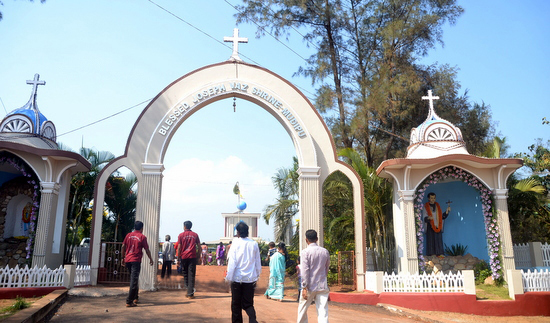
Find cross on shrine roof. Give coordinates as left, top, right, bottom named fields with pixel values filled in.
left=27, top=73, right=46, bottom=100
left=223, top=28, right=248, bottom=62
left=422, top=90, right=439, bottom=115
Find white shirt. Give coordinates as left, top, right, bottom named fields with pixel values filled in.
left=301, top=242, right=330, bottom=292
left=162, top=241, right=174, bottom=261
left=225, top=237, right=262, bottom=283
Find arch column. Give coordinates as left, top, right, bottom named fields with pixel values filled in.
left=32, top=182, right=60, bottom=268
left=298, top=167, right=321, bottom=251
left=494, top=189, right=515, bottom=279
left=398, top=190, right=419, bottom=274
left=138, top=163, right=164, bottom=290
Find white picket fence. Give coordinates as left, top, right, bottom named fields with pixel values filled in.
left=383, top=271, right=464, bottom=293
left=74, top=265, right=91, bottom=286
left=0, top=265, right=65, bottom=288
left=522, top=269, right=550, bottom=292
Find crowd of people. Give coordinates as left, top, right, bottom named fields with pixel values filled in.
left=121, top=220, right=330, bottom=323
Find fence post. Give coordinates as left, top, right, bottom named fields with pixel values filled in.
left=530, top=242, right=544, bottom=267
left=507, top=269, right=524, bottom=300
left=462, top=270, right=476, bottom=295
left=63, top=264, right=75, bottom=289
left=372, top=271, right=384, bottom=294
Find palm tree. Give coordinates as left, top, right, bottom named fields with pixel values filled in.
left=104, top=173, right=137, bottom=242
left=263, top=157, right=299, bottom=244
left=64, top=148, right=115, bottom=263
left=337, top=148, right=394, bottom=272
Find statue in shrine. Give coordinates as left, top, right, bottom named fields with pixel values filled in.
left=423, top=192, right=451, bottom=256
left=21, top=202, right=32, bottom=236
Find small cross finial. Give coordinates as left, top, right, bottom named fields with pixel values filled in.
left=422, top=90, right=439, bottom=114
left=26, top=73, right=46, bottom=99
left=223, top=28, right=248, bottom=61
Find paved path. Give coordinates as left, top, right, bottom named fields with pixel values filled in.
left=47, top=289, right=419, bottom=323
left=43, top=265, right=550, bottom=323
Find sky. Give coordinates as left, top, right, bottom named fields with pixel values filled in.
left=0, top=1, right=548, bottom=243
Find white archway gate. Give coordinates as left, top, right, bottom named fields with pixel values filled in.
left=90, top=61, right=366, bottom=291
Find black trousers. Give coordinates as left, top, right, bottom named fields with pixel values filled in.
left=161, top=259, right=172, bottom=278
left=181, top=258, right=197, bottom=296
left=231, top=281, right=257, bottom=323
left=125, top=262, right=141, bottom=304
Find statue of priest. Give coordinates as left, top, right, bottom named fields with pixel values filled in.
left=423, top=192, right=451, bottom=256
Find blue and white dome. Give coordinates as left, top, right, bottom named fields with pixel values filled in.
left=0, top=74, right=57, bottom=145
left=407, top=90, right=468, bottom=158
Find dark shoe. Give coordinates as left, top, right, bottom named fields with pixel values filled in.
left=186, top=295, right=195, bottom=299
left=126, top=303, right=137, bottom=307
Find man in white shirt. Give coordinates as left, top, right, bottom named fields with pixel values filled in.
left=297, top=229, right=330, bottom=323
left=225, top=222, right=262, bottom=323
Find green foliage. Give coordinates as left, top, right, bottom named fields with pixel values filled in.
left=474, top=260, right=491, bottom=284
left=505, top=139, right=550, bottom=244
left=444, top=243, right=468, bottom=256
left=1, top=296, right=31, bottom=315
left=263, top=157, right=299, bottom=244
left=327, top=254, right=339, bottom=286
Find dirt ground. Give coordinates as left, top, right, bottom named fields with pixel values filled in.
left=37, top=265, right=550, bottom=322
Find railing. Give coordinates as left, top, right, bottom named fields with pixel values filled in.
left=513, top=243, right=532, bottom=268
left=522, top=269, right=550, bottom=292
left=542, top=243, right=550, bottom=267
left=74, top=265, right=91, bottom=286
left=513, top=242, right=550, bottom=269
left=0, top=265, right=65, bottom=288
left=383, top=271, right=465, bottom=293
left=71, top=246, right=90, bottom=266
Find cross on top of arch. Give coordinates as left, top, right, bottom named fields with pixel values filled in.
left=223, top=28, right=248, bottom=62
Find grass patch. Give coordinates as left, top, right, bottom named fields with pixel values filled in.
left=475, top=283, right=511, bottom=300
left=0, top=296, right=32, bottom=320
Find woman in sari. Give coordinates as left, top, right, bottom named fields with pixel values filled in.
left=265, top=242, right=287, bottom=301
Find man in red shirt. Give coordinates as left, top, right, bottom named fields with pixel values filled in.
left=177, top=220, right=200, bottom=299
left=121, top=221, right=154, bottom=307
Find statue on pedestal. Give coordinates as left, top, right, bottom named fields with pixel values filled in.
left=423, top=192, right=451, bottom=256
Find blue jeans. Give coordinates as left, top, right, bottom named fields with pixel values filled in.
left=126, top=262, right=141, bottom=304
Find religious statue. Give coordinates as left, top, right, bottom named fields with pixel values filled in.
left=21, top=202, right=32, bottom=236
left=423, top=192, right=451, bottom=256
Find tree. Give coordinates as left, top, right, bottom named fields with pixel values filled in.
left=0, top=0, right=46, bottom=22
left=64, top=147, right=114, bottom=263
left=104, top=174, right=137, bottom=242
left=263, top=157, right=299, bottom=244
left=338, top=148, right=394, bottom=271
left=508, top=139, right=550, bottom=243
left=236, top=1, right=497, bottom=168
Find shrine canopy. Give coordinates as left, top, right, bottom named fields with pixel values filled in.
left=376, top=90, right=522, bottom=274
left=376, top=90, right=522, bottom=195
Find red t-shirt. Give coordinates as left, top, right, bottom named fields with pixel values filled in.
left=177, top=230, right=200, bottom=260
left=123, top=231, right=149, bottom=263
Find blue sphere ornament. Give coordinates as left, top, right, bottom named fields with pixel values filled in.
left=237, top=201, right=247, bottom=211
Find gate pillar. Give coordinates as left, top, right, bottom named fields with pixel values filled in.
left=298, top=167, right=321, bottom=251
left=138, top=163, right=164, bottom=290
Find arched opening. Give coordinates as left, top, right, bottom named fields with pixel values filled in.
left=0, top=152, right=40, bottom=268
left=156, top=98, right=295, bottom=290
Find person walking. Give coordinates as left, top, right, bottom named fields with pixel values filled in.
left=200, top=242, right=208, bottom=265
left=225, top=222, right=262, bottom=323
left=121, top=221, right=154, bottom=307
left=265, top=242, right=287, bottom=301
left=161, top=234, right=175, bottom=279
left=177, top=220, right=200, bottom=299
left=216, top=242, right=226, bottom=266
left=297, top=229, right=330, bottom=323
